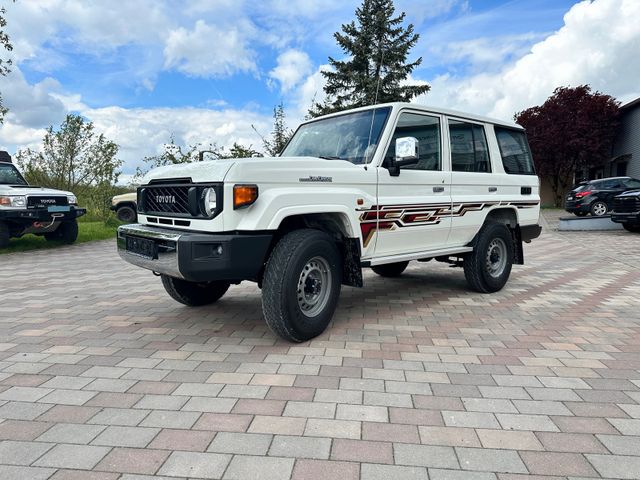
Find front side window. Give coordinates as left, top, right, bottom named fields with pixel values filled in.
left=384, top=112, right=441, bottom=171
left=282, top=107, right=390, bottom=165
left=449, top=120, right=491, bottom=173
left=0, top=163, right=27, bottom=185
left=495, top=127, right=536, bottom=175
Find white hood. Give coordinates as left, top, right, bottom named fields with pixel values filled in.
left=0, top=184, right=74, bottom=197
left=142, top=156, right=364, bottom=185
left=142, top=159, right=237, bottom=184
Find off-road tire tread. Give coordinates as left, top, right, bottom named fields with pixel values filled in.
left=117, top=205, right=137, bottom=223
left=464, top=222, right=513, bottom=294
left=45, top=220, right=79, bottom=244
left=262, top=229, right=340, bottom=343
left=0, top=222, right=9, bottom=248
left=371, top=261, right=409, bottom=277
left=161, top=275, right=230, bottom=306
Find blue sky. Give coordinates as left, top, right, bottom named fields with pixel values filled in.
left=1, top=0, right=638, bottom=178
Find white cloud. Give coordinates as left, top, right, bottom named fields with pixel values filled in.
left=0, top=98, right=272, bottom=175
left=269, top=49, right=313, bottom=93
left=163, top=20, right=257, bottom=78
left=0, top=69, right=68, bottom=129
left=428, top=32, right=547, bottom=73
left=419, top=0, right=640, bottom=120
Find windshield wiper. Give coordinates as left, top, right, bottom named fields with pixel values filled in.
left=319, top=155, right=345, bottom=160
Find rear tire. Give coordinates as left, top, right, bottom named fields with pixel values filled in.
left=116, top=205, right=137, bottom=223
left=45, top=219, right=78, bottom=244
left=0, top=222, right=10, bottom=248
left=262, top=229, right=342, bottom=342
left=161, top=275, right=230, bottom=306
left=623, top=223, right=640, bottom=233
left=590, top=201, right=608, bottom=217
left=464, top=222, right=514, bottom=293
left=371, top=261, right=409, bottom=277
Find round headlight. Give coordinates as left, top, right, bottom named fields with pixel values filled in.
left=67, top=195, right=77, bottom=205
left=202, top=187, right=217, bottom=216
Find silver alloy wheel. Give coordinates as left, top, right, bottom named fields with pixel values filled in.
left=297, top=256, right=332, bottom=317
left=592, top=202, right=607, bottom=216
left=485, top=238, right=507, bottom=278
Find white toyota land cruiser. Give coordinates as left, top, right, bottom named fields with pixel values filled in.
left=0, top=153, right=85, bottom=248
left=118, top=103, right=541, bottom=342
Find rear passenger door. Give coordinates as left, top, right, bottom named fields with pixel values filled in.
left=447, top=118, right=495, bottom=245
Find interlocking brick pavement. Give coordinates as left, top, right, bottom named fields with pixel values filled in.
left=0, top=213, right=639, bottom=479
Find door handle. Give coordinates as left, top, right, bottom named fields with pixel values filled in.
left=488, top=187, right=497, bottom=192
left=433, top=186, right=445, bottom=193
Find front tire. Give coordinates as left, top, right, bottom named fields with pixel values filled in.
left=371, top=261, right=409, bottom=277
left=161, top=275, right=230, bottom=306
left=464, top=222, right=514, bottom=293
left=262, top=229, right=342, bottom=342
left=0, top=222, right=10, bottom=248
left=116, top=205, right=137, bottom=223
left=623, top=223, right=640, bottom=233
left=590, top=201, right=608, bottom=217
left=45, top=219, right=79, bottom=244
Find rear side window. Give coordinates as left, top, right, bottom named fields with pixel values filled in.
left=448, top=120, right=491, bottom=173
left=625, top=178, right=640, bottom=189
left=495, top=127, right=536, bottom=175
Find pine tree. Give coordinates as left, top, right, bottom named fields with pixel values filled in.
left=310, top=0, right=429, bottom=117
left=263, top=103, right=293, bottom=156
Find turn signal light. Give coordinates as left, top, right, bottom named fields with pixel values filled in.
left=233, top=184, right=258, bottom=209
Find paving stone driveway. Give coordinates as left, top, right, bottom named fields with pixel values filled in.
left=0, top=215, right=639, bottom=479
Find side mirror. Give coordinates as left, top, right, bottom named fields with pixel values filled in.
left=388, top=137, right=419, bottom=176
left=395, top=137, right=419, bottom=164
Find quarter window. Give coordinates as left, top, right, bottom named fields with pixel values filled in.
left=384, top=113, right=441, bottom=171
left=495, top=127, right=536, bottom=175
left=448, top=120, right=491, bottom=173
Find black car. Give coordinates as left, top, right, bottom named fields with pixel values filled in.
left=564, top=176, right=640, bottom=217
left=611, top=190, right=640, bottom=232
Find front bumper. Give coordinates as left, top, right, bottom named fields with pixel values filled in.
left=610, top=212, right=640, bottom=225
left=117, top=224, right=273, bottom=283
left=0, top=206, right=86, bottom=222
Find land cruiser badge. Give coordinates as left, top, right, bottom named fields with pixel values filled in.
left=299, top=176, right=332, bottom=183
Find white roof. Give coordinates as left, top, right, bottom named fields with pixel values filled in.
left=308, top=102, right=522, bottom=129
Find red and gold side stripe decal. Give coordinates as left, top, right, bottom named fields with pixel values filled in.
left=359, top=200, right=539, bottom=247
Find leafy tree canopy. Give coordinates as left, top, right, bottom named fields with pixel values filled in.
left=15, top=114, right=122, bottom=195
left=0, top=4, right=14, bottom=123
left=515, top=85, right=620, bottom=205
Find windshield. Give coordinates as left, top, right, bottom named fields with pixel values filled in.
left=282, top=107, right=391, bottom=165
left=0, top=163, right=27, bottom=186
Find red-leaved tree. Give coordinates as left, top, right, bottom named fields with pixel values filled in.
left=515, top=85, right=620, bottom=206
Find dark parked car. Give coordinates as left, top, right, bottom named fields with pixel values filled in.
left=565, top=177, right=640, bottom=217
left=611, top=190, right=640, bottom=232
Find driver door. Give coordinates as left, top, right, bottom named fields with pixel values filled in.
left=373, top=111, right=452, bottom=257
